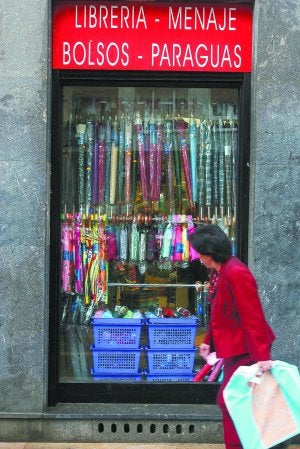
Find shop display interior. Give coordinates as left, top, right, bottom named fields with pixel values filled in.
left=59, top=85, right=238, bottom=383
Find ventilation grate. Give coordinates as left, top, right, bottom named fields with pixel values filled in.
left=94, top=419, right=222, bottom=443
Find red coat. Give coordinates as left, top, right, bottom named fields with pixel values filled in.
left=204, top=257, right=275, bottom=360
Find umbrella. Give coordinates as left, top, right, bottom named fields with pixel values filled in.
left=135, top=113, right=148, bottom=201
left=177, top=120, right=192, bottom=204
left=218, top=119, right=225, bottom=217
left=205, top=122, right=212, bottom=219
left=212, top=121, right=219, bottom=217
left=85, top=120, right=94, bottom=210
left=131, top=126, right=138, bottom=203
left=120, top=224, right=128, bottom=261
left=224, top=121, right=233, bottom=218
left=73, top=215, right=83, bottom=294
left=91, top=129, right=99, bottom=205
left=172, top=120, right=182, bottom=208
left=61, top=219, right=72, bottom=293
left=155, top=120, right=163, bottom=201
left=198, top=121, right=206, bottom=219
left=109, top=117, right=119, bottom=205
left=138, top=229, right=147, bottom=274
left=124, top=116, right=133, bottom=205
left=98, top=123, right=106, bottom=205
left=104, top=118, right=112, bottom=206
left=118, top=115, right=125, bottom=204
left=129, top=220, right=139, bottom=262
left=189, top=115, right=198, bottom=203
left=164, top=118, right=175, bottom=210
left=149, top=118, right=157, bottom=202
left=76, top=123, right=86, bottom=208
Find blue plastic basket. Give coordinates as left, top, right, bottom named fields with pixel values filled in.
left=91, top=346, right=142, bottom=374
left=146, top=347, right=196, bottom=374
left=91, top=369, right=144, bottom=382
left=92, top=318, right=143, bottom=349
left=146, top=373, right=195, bottom=382
left=147, top=319, right=197, bottom=349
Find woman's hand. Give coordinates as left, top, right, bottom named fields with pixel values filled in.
left=199, top=343, right=210, bottom=360
left=257, top=360, right=273, bottom=373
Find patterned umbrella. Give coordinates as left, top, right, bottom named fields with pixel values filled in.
left=218, top=119, right=225, bottom=217
left=198, top=121, right=206, bottom=219
left=76, top=123, right=86, bottom=208
left=85, top=120, right=94, bottom=209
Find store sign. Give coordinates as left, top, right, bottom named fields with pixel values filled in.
left=52, top=1, right=253, bottom=72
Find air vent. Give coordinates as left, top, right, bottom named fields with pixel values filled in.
left=94, top=419, right=223, bottom=443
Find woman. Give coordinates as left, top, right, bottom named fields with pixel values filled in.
left=189, top=224, right=275, bottom=449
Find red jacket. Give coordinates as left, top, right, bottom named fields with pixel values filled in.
left=204, top=257, right=275, bottom=360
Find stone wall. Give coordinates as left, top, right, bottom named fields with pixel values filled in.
left=0, top=0, right=50, bottom=413
left=249, top=0, right=300, bottom=367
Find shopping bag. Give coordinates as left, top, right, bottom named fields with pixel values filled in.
left=223, top=360, right=300, bottom=449
left=193, top=352, right=224, bottom=382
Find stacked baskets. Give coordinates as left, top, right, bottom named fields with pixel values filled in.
left=91, top=317, right=144, bottom=381
left=91, top=317, right=198, bottom=382
left=145, top=317, right=198, bottom=382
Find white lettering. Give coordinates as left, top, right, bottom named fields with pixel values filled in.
left=207, top=8, right=218, bottom=30
left=183, top=44, right=194, bottom=66
left=184, top=7, right=192, bottom=30
left=62, top=42, right=71, bottom=64
left=168, top=7, right=181, bottom=29
left=110, top=6, right=118, bottom=28
left=96, top=42, right=105, bottom=65
left=121, top=43, right=130, bottom=66
left=75, top=5, right=81, bottom=28
left=173, top=44, right=182, bottom=66
left=136, top=6, right=147, bottom=29
left=168, top=6, right=237, bottom=31
left=88, top=41, right=95, bottom=65
left=151, top=43, right=160, bottom=65
left=73, top=42, right=86, bottom=65
left=150, top=43, right=241, bottom=69
left=99, top=6, right=109, bottom=28
left=221, top=45, right=231, bottom=67
left=195, top=44, right=208, bottom=67
left=234, top=45, right=242, bottom=68
left=229, top=8, right=237, bottom=30
left=121, top=6, right=130, bottom=28
left=160, top=44, right=171, bottom=67
left=74, top=4, right=147, bottom=29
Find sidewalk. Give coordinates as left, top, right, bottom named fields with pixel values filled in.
left=0, top=444, right=299, bottom=449
left=0, top=445, right=226, bottom=449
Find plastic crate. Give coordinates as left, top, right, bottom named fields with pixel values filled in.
left=146, top=348, right=196, bottom=374
left=91, top=369, right=144, bottom=382
left=147, top=319, right=197, bottom=349
left=92, top=318, right=143, bottom=349
left=91, top=346, right=142, bottom=374
left=146, top=373, right=195, bottom=382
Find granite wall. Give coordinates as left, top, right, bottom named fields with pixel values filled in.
left=0, top=0, right=50, bottom=413
left=0, top=0, right=299, bottom=428
left=249, top=0, right=300, bottom=367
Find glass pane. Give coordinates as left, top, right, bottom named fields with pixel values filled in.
left=59, top=85, right=238, bottom=382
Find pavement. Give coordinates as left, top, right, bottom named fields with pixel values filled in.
left=0, top=445, right=226, bottom=449
left=0, top=445, right=299, bottom=449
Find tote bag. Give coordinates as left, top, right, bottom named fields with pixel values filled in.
left=223, top=361, right=300, bottom=449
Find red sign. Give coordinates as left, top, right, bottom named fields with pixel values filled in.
left=52, top=1, right=253, bottom=72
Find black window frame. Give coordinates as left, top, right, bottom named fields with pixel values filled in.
left=48, top=70, right=250, bottom=405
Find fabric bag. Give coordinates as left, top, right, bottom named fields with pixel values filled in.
left=223, top=360, right=300, bottom=449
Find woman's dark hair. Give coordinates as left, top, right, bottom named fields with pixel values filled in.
left=189, top=224, right=232, bottom=263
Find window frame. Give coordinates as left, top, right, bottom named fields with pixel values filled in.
left=48, top=70, right=250, bottom=405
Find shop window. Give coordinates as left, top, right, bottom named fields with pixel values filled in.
left=57, top=83, right=240, bottom=385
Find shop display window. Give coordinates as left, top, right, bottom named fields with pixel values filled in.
left=57, top=83, right=240, bottom=385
